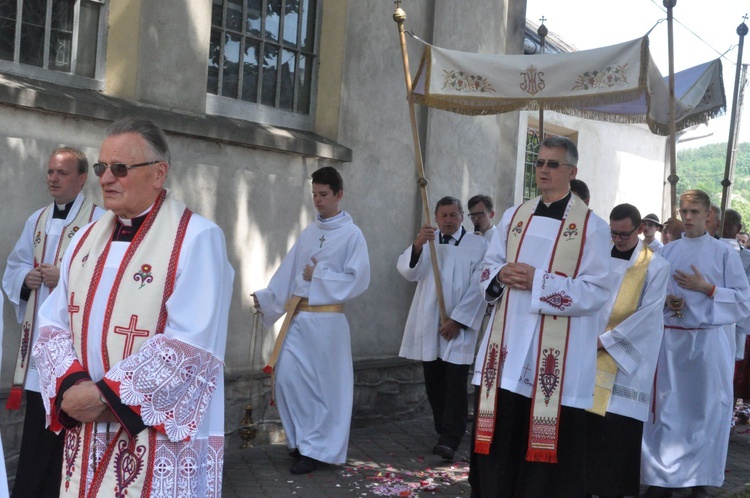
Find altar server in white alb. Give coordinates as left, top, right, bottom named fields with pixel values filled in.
left=253, top=166, right=370, bottom=475
left=2, top=147, right=104, bottom=497
left=469, top=136, right=611, bottom=498
left=398, top=196, right=487, bottom=461
left=32, top=117, right=234, bottom=498
left=584, top=204, right=669, bottom=498
left=641, top=190, right=750, bottom=498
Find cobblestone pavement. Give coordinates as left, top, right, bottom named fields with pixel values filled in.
left=223, top=418, right=750, bottom=497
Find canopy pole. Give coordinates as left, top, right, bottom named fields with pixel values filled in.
left=537, top=20, right=548, bottom=140
left=393, top=1, right=447, bottom=324
left=719, top=18, right=748, bottom=236
left=665, top=0, right=678, bottom=219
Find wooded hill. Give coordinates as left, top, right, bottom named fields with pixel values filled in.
left=676, top=142, right=750, bottom=226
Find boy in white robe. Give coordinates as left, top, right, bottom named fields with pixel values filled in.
left=584, top=204, right=669, bottom=498
left=398, top=196, right=487, bottom=461
left=254, top=166, right=370, bottom=475
left=641, top=190, right=750, bottom=498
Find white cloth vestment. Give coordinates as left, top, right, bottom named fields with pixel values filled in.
left=34, top=193, right=233, bottom=498
left=397, top=231, right=487, bottom=365
left=472, top=206, right=611, bottom=409
left=641, top=234, right=750, bottom=488
left=0, top=298, right=9, bottom=498
left=647, top=238, right=664, bottom=251
left=254, top=211, right=370, bottom=464
left=2, top=194, right=104, bottom=392
left=597, top=241, right=669, bottom=420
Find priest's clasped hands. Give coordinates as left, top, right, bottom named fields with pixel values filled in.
left=498, top=262, right=536, bottom=291
left=24, top=263, right=60, bottom=289
left=60, top=380, right=117, bottom=424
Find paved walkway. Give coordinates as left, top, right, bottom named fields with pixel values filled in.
left=222, top=418, right=750, bottom=497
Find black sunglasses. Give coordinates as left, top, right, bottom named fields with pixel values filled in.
left=92, top=160, right=161, bottom=178
left=535, top=159, right=573, bottom=169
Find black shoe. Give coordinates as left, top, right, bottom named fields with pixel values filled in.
left=432, top=444, right=455, bottom=461
left=690, top=486, right=709, bottom=498
left=288, top=448, right=300, bottom=459
left=290, top=455, right=319, bottom=474
left=640, top=486, right=673, bottom=498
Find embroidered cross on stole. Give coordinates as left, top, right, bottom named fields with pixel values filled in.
left=62, top=190, right=191, bottom=497
left=587, top=244, right=653, bottom=416
left=475, top=195, right=590, bottom=463
left=6, top=197, right=97, bottom=410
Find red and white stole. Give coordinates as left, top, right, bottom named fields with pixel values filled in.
left=475, top=195, right=589, bottom=463
left=6, top=197, right=97, bottom=410
left=61, top=190, right=191, bottom=498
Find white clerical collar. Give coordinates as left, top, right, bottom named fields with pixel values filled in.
left=541, top=190, right=571, bottom=207
left=317, top=210, right=345, bottom=223
left=117, top=204, right=154, bottom=226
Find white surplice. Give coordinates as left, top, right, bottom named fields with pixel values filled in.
left=2, top=194, right=104, bottom=392
left=35, top=210, right=234, bottom=498
left=597, top=241, right=669, bottom=421
left=254, top=211, right=370, bottom=464
left=472, top=207, right=612, bottom=409
left=641, top=233, right=750, bottom=488
left=397, top=230, right=487, bottom=365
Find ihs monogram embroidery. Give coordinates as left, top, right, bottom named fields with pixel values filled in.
left=563, top=222, right=578, bottom=240
left=134, top=264, right=153, bottom=288
left=520, top=65, right=545, bottom=96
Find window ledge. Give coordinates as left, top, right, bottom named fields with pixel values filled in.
left=0, top=72, right=352, bottom=162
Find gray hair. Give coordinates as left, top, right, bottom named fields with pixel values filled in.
left=541, top=136, right=578, bottom=166
left=106, top=117, right=171, bottom=165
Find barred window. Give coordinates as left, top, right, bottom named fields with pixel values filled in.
left=208, top=0, right=317, bottom=114
left=0, top=0, right=104, bottom=79
left=523, top=128, right=541, bottom=201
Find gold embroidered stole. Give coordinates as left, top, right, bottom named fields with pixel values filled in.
left=62, top=190, right=191, bottom=498
left=6, top=197, right=97, bottom=409
left=475, top=195, right=589, bottom=464
left=588, top=244, right=653, bottom=416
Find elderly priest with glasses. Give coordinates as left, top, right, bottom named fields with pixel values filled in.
left=31, top=117, right=234, bottom=498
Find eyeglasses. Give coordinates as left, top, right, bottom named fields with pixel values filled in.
left=468, top=211, right=487, bottom=219
left=92, top=160, right=161, bottom=178
left=609, top=226, right=639, bottom=240
left=535, top=159, right=573, bottom=169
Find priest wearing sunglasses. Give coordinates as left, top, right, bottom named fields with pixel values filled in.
left=470, top=136, right=612, bottom=497
left=31, top=117, right=234, bottom=498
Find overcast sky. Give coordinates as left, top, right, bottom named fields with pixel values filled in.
left=525, top=0, right=749, bottom=149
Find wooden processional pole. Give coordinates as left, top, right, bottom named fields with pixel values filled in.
left=719, top=17, right=748, bottom=235
left=393, top=1, right=447, bottom=323
left=537, top=19, right=547, bottom=140
left=665, top=0, right=678, bottom=219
